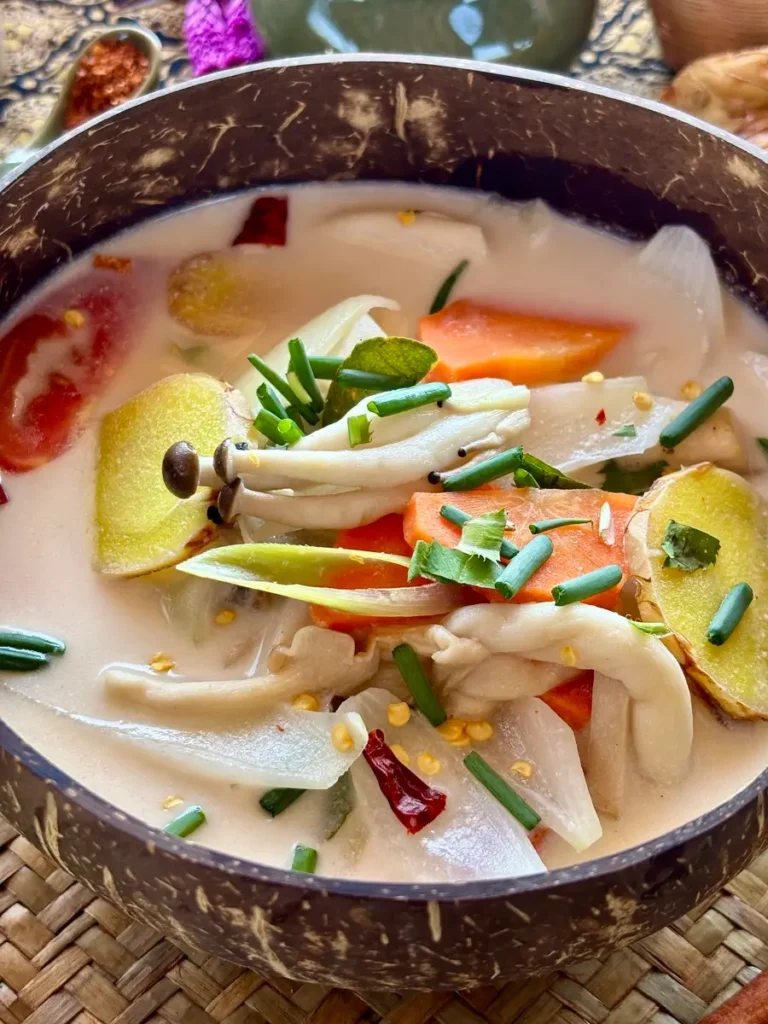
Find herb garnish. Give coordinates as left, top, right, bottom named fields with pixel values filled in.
left=661, top=520, right=720, bottom=571
left=629, top=621, right=672, bottom=637
left=612, top=424, right=637, bottom=438
left=600, top=459, right=668, bottom=496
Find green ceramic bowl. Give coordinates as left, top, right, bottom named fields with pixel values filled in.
left=0, top=24, right=162, bottom=177
left=248, top=0, right=596, bottom=69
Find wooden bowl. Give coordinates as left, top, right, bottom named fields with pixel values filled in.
left=0, top=56, right=767, bottom=990
left=650, top=0, right=768, bottom=69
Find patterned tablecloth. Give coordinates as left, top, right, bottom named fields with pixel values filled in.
left=0, top=0, right=669, bottom=159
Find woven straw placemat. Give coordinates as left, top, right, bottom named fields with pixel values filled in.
left=0, top=814, right=766, bottom=1024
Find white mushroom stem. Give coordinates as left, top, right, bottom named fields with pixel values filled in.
left=219, top=478, right=431, bottom=530
left=438, top=603, right=693, bottom=784
left=238, top=408, right=531, bottom=489
left=104, top=626, right=380, bottom=714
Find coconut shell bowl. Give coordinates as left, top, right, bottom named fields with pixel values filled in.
left=0, top=55, right=767, bottom=991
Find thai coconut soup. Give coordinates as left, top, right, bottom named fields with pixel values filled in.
left=1, top=183, right=768, bottom=884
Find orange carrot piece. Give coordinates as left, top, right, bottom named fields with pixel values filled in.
left=403, top=488, right=636, bottom=609
left=419, top=300, right=627, bottom=386
left=540, top=671, right=594, bottom=731
left=312, top=514, right=421, bottom=631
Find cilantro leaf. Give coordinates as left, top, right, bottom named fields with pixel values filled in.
left=612, top=424, right=637, bottom=438
left=409, top=540, right=501, bottom=589
left=520, top=452, right=590, bottom=490
left=322, top=336, right=437, bottom=425
left=457, top=509, right=506, bottom=561
left=661, top=519, right=720, bottom=571
left=600, top=459, right=668, bottom=496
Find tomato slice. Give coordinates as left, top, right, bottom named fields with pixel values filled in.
left=0, top=275, right=137, bottom=473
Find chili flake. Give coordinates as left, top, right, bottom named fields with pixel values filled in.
left=595, top=408, right=607, bottom=425
left=65, top=39, right=149, bottom=130
left=93, top=254, right=132, bottom=273
left=232, top=196, right=288, bottom=246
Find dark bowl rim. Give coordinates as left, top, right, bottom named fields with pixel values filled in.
left=2, top=52, right=767, bottom=904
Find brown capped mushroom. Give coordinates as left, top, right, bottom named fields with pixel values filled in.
left=162, top=441, right=220, bottom=498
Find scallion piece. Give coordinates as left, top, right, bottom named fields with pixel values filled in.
left=392, top=643, right=446, bottom=727
left=277, top=418, right=304, bottom=445
left=551, top=565, right=623, bottom=606
left=529, top=518, right=592, bottom=534
left=347, top=414, right=371, bottom=447
left=464, top=752, right=540, bottom=831
left=659, top=376, right=734, bottom=449
left=439, top=505, right=519, bottom=559
left=285, top=405, right=303, bottom=428
left=309, top=355, right=343, bottom=380
left=256, top=382, right=289, bottom=421
left=0, top=646, right=50, bottom=672
left=495, top=535, right=553, bottom=600
left=0, top=628, right=65, bottom=655
left=429, top=258, right=469, bottom=315
left=442, top=446, right=524, bottom=492
left=260, top=788, right=305, bottom=817
left=286, top=370, right=313, bottom=407
left=707, top=583, right=753, bottom=646
left=288, top=337, right=324, bottom=413
left=254, top=409, right=287, bottom=446
left=513, top=467, right=540, bottom=489
left=336, top=368, right=415, bottom=392
left=163, top=804, right=206, bottom=838
left=368, top=382, right=451, bottom=417
left=247, top=352, right=318, bottom=425
left=291, top=844, right=318, bottom=873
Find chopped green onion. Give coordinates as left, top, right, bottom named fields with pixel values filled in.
left=661, top=520, right=720, bottom=571
left=260, top=788, right=305, bottom=817
left=442, top=447, right=524, bottom=492
left=309, top=355, right=343, bottom=380
left=247, top=352, right=318, bottom=425
left=291, top=844, right=318, bottom=873
left=518, top=453, right=590, bottom=490
left=254, top=409, right=287, bottom=447
left=0, top=646, right=50, bottom=672
left=529, top=518, right=592, bottom=534
left=257, top=382, right=289, bottom=421
left=347, top=414, right=371, bottom=447
left=285, top=405, right=303, bottom=428
left=288, top=337, right=324, bottom=413
left=494, top=535, right=553, bottom=600
left=440, top=505, right=519, bottom=559
left=513, top=468, right=540, bottom=489
left=368, top=382, right=451, bottom=417
left=429, top=259, right=469, bottom=315
left=286, top=370, right=313, bottom=407
left=336, top=368, right=415, bottom=392
left=612, top=424, right=637, bottom=438
left=707, top=583, right=753, bottom=646
left=659, top=376, right=734, bottom=449
left=630, top=621, right=672, bottom=637
left=551, top=565, right=623, bottom=606
left=0, top=628, right=65, bottom=655
left=392, top=643, right=446, bottom=727
left=464, top=752, right=540, bottom=831
left=277, top=418, right=304, bottom=445
left=163, top=805, right=206, bottom=838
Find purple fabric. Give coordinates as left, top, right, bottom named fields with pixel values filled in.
left=184, top=0, right=264, bottom=75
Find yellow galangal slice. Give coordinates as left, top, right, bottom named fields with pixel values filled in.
left=628, top=463, right=768, bottom=719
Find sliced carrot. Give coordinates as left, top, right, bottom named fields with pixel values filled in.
left=312, top=514, right=423, bottom=632
left=540, top=671, right=594, bottom=731
left=419, top=300, right=627, bottom=386
left=403, top=488, right=636, bottom=609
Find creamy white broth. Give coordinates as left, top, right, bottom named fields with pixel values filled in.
left=1, top=183, right=768, bottom=881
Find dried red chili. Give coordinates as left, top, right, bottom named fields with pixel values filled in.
left=65, top=40, right=149, bottom=130
left=363, top=729, right=446, bottom=834
left=232, top=196, right=288, bottom=246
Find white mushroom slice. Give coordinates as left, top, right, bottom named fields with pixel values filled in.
left=52, top=705, right=367, bottom=791
left=439, top=603, right=693, bottom=784
left=481, top=698, right=602, bottom=852
left=339, top=689, right=545, bottom=882
left=218, top=479, right=427, bottom=530
left=104, top=626, right=379, bottom=713
left=238, top=407, right=530, bottom=489
left=587, top=672, right=631, bottom=818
